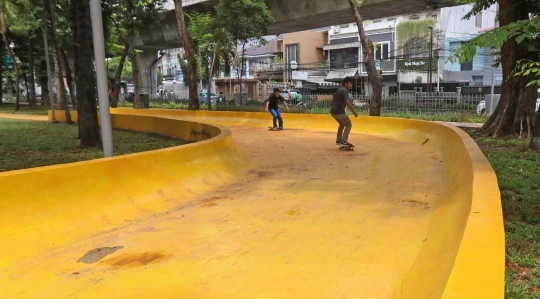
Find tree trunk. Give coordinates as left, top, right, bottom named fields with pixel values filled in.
left=60, top=46, right=76, bottom=110
left=207, top=51, right=216, bottom=111
left=51, top=45, right=65, bottom=110
left=47, top=0, right=72, bottom=124
left=75, top=0, right=101, bottom=147
left=347, top=0, right=383, bottom=116
left=23, top=73, right=31, bottom=103
left=52, top=46, right=72, bottom=124
left=0, top=13, right=20, bottom=111
left=173, top=0, right=200, bottom=110
left=530, top=107, right=540, bottom=150
left=69, top=0, right=78, bottom=114
left=125, top=0, right=141, bottom=109
left=112, top=44, right=129, bottom=108
left=39, top=60, right=50, bottom=106
left=28, top=39, right=36, bottom=108
left=0, top=51, right=2, bottom=105
left=478, top=0, right=536, bottom=138
left=238, top=43, right=246, bottom=106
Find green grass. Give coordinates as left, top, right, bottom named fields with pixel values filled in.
left=471, top=133, right=540, bottom=298
left=0, top=103, right=49, bottom=115
left=0, top=118, right=188, bottom=172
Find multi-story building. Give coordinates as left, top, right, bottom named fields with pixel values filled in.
left=324, top=3, right=500, bottom=95
left=325, top=17, right=401, bottom=96
left=440, top=3, right=501, bottom=86
left=157, top=48, right=184, bottom=80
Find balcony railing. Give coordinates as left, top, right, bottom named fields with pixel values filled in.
left=257, top=63, right=284, bottom=72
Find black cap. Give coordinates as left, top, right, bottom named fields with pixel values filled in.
left=273, top=88, right=280, bottom=92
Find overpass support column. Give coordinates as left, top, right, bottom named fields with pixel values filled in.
left=136, top=50, right=159, bottom=100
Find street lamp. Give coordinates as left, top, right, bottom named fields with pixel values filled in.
left=38, top=20, right=58, bottom=123
left=428, top=25, right=434, bottom=96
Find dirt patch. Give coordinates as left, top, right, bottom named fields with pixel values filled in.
left=401, top=200, right=431, bottom=209
left=102, top=251, right=172, bottom=268
left=201, top=196, right=227, bottom=207
left=77, top=246, right=124, bottom=264
left=284, top=208, right=300, bottom=216
left=247, top=169, right=273, bottom=178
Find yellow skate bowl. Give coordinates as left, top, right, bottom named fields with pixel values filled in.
left=0, top=109, right=503, bottom=298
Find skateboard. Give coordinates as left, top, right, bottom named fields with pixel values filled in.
left=268, top=127, right=282, bottom=131
left=339, top=145, right=354, bottom=151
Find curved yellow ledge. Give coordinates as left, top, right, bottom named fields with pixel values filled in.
left=0, top=109, right=503, bottom=298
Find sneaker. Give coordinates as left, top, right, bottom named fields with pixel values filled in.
left=341, top=142, right=355, bottom=147
left=279, top=127, right=284, bottom=131
left=336, top=141, right=342, bottom=146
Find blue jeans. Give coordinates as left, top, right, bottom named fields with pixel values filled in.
left=269, top=109, right=283, bottom=128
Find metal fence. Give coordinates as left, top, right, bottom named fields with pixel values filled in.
left=215, top=93, right=486, bottom=114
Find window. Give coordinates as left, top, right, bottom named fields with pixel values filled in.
left=427, top=12, right=438, bottom=20
left=405, top=37, right=424, bottom=58
left=410, top=15, right=420, bottom=20
left=340, top=24, right=349, bottom=28
left=373, top=19, right=382, bottom=23
left=387, top=18, right=397, bottom=22
left=475, top=12, right=483, bottom=28
left=375, top=42, right=390, bottom=61
left=342, top=49, right=348, bottom=59
left=344, top=62, right=350, bottom=69
left=472, top=76, right=484, bottom=86
left=461, top=60, right=473, bottom=71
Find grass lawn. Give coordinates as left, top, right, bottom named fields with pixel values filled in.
left=0, top=118, right=188, bottom=172
left=0, top=103, right=50, bottom=115
left=471, top=132, right=540, bottom=298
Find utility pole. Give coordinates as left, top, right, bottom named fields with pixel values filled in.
left=428, top=25, right=434, bottom=96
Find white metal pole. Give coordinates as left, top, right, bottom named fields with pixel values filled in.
left=41, top=25, right=57, bottom=123
left=90, top=0, right=114, bottom=157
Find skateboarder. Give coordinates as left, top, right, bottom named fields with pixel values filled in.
left=266, top=88, right=289, bottom=130
left=331, top=76, right=358, bottom=147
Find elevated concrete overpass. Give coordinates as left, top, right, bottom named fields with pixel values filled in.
left=134, top=0, right=459, bottom=98
left=135, top=0, right=459, bottom=50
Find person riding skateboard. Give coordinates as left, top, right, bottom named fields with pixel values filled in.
left=331, top=76, right=358, bottom=147
left=266, top=88, right=289, bottom=130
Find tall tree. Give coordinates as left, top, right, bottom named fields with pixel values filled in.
left=125, top=0, right=142, bottom=108
left=204, top=28, right=235, bottom=111
left=174, top=0, right=200, bottom=110
left=452, top=0, right=540, bottom=140
left=74, top=0, right=101, bottom=147
left=46, top=0, right=72, bottom=123
left=214, top=0, right=273, bottom=106
left=111, top=45, right=129, bottom=108
left=347, top=0, right=383, bottom=116
left=0, top=11, right=21, bottom=110
left=121, top=0, right=165, bottom=109
left=27, top=37, right=36, bottom=107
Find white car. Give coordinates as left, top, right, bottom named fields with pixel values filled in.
left=477, top=97, right=540, bottom=115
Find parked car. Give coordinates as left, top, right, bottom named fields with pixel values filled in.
left=185, top=91, right=217, bottom=105
left=477, top=91, right=540, bottom=115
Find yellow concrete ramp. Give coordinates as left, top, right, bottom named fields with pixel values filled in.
left=0, top=110, right=503, bottom=298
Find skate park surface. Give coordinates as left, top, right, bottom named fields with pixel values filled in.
left=0, top=109, right=503, bottom=298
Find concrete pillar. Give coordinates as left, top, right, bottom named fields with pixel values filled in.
left=136, top=50, right=158, bottom=100
left=456, top=87, right=462, bottom=103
